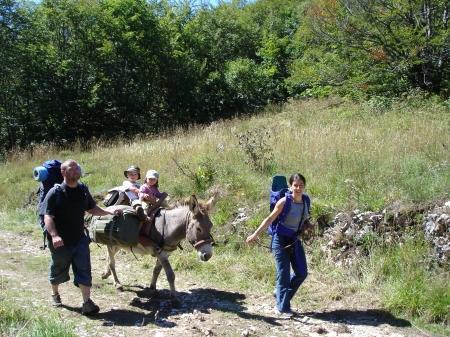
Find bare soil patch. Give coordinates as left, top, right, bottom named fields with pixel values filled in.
left=0, top=229, right=432, bottom=337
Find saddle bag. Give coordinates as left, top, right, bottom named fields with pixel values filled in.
left=89, top=208, right=140, bottom=246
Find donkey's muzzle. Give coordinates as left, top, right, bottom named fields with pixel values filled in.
left=197, top=243, right=213, bottom=261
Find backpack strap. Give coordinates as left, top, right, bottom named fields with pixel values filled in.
left=54, top=184, right=64, bottom=209
left=277, top=192, right=292, bottom=225
left=303, top=193, right=311, bottom=212
left=40, top=222, right=48, bottom=250
left=267, top=192, right=292, bottom=236
left=296, top=193, right=311, bottom=235
left=54, top=182, right=89, bottom=203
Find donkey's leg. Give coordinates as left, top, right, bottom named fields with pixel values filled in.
left=101, top=246, right=112, bottom=279
left=157, top=252, right=180, bottom=306
left=102, top=245, right=123, bottom=290
left=149, top=258, right=163, bottom=295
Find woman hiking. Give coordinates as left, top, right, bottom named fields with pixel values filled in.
left=246, top=173, right=311, bottom=318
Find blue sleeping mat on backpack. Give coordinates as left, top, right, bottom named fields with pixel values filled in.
left=270, top=175, right=289, bottom=212
left=271, top=175, right=288, bottom=192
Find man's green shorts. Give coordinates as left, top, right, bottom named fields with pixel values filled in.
left=48, top=235, right=92, bottom=287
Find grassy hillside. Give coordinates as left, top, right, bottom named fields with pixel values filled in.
left=3, top=97, right=449, bottom=211
left=1, top=97, right=449, bottom=334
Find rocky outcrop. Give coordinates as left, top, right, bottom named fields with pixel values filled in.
left=322, top=201, right=450, bottom=266
left=423, top=201, right=450, bottom=265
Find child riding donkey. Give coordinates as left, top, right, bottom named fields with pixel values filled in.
left=122, top=165, right=141, bottom=203
left=134, top=169, right=168, bottom=238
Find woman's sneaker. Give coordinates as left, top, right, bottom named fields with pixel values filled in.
left=81, top=299, right=100, bottom=315
left=51, top=294, right=62, bottom=307
left=273, top=306, right=293, bottom=319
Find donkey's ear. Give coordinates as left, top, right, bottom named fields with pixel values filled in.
left=189, top=194, right=200, bottom=214
left=205, top=192, right=219, bottom=213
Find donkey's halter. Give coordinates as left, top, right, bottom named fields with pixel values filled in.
left=185, top=210, right=215, bottom=249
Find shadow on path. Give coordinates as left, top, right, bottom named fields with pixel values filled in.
left=60, top=286, right=280, bottom=328
left=129, top=286, right=281, bottom=327
left=60, top=303, right=164, bottom=327
left=302, top=309, right=412, bottom=328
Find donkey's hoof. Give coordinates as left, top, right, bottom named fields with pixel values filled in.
left=171, top=297, right=181, bottom=308
left=101, top=271, right=111, bottom=279
left=147, top=286, right=157, bottom=296
left=115, top=284, right=124, bottom=291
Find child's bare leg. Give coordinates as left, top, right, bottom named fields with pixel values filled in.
left=143, top=205, right=159, bottom=236
left=135, top=206, right=147, bottom=223
left=145, top=194, right=167, bottom=215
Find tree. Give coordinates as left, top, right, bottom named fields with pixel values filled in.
left=93, top=0, right=170, bottom=133
left=290, top=0, right=449, bottom=97
left=0, top=0, right=31, bottom=153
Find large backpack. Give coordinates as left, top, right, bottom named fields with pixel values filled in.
left=34, top=160, right=64, bottom=229
left=88, top=206, right=141, bottom=246
left=103, top=186, right=130, bottom=207
left=270, top=175, right=290, bottom=212
left=267, top=175, right=311, bottom=236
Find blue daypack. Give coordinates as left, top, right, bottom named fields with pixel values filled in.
left=34, top=160, right=64, bottom=229
left=267, top=175, right=311, bottom=236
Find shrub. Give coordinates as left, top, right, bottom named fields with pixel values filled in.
left=300, top=85, right=333, bottom=99
left=193, top=159, right=216, bottom=193
left=364, top=96, right=392, bottom=113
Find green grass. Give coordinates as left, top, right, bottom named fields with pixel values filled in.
left=24, top=255, right=49, bottom=273
left=350, top=228, right=449, bottom=332
left=371, top=233, right=449, bottom=324
left=0, top=97, right=449, bottom=332
left=172, top=243, right=275, bottom=293
left=0, top=298, right=76, bottom=337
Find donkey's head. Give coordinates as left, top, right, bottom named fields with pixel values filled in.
left=186, top=194, right=216, bottom=261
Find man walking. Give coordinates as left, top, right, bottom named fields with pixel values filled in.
left=43, top=159, right=121, bottom=315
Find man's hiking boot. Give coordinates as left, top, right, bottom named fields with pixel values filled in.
left=52, top=294, right=62, bottom=307
left=81, top=299, right=100, bottom=315
left=135, top=206, right=147, bottom=222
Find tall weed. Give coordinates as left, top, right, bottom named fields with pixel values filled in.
left=236, top=128, right=276, bottom=174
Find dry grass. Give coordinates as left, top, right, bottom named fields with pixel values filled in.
left=1, top=97, right=448, bottom=213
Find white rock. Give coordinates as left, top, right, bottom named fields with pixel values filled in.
left=444, top=201, right=450, bottom=212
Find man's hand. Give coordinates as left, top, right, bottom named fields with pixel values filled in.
left=52, top=235, right=64, bottom=248
left=113, top=208, right=123, bottom=216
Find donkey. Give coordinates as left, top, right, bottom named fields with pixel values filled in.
left=100, top=194, right=215, bottom=304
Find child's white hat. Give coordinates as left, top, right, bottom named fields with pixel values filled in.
left=145, top=169, right=159, bottom=179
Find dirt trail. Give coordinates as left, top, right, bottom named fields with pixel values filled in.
left=0, top=229, right=433, bottom=337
